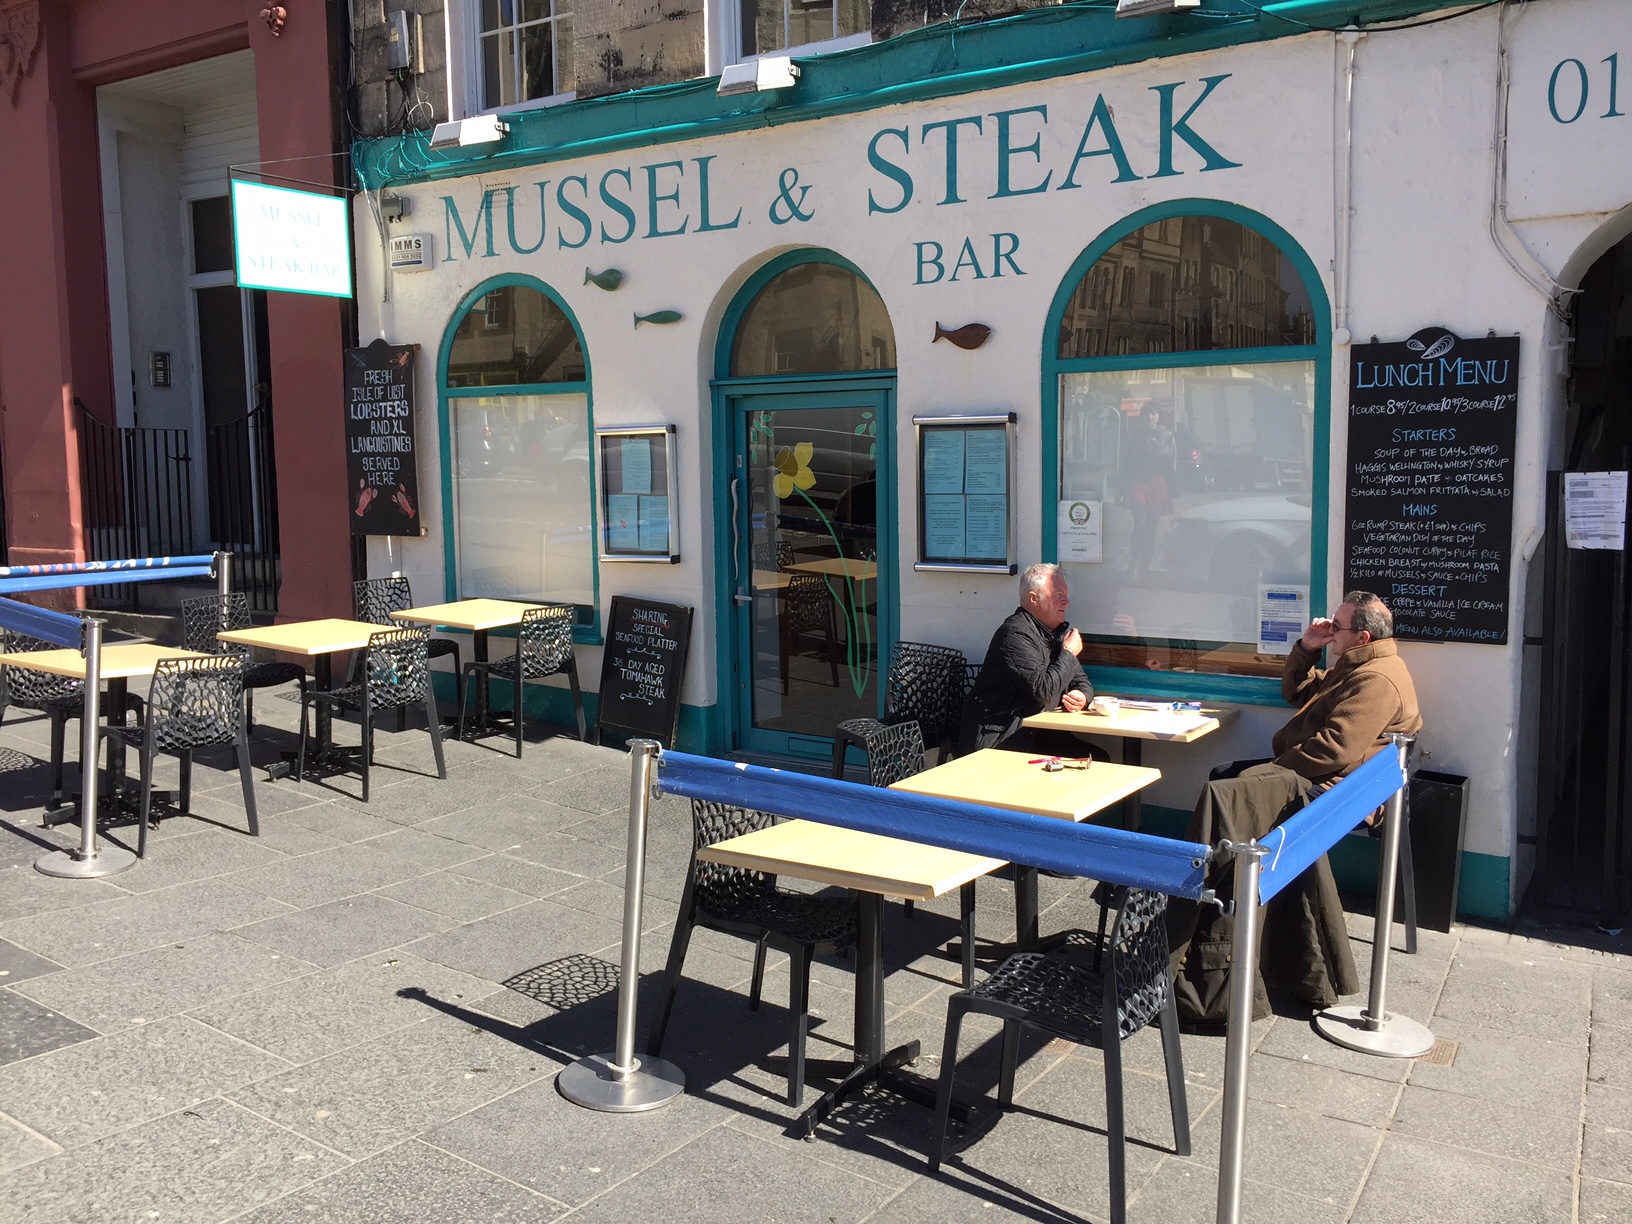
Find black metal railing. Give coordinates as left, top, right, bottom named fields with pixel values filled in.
left=205, top=403, right=280, bottom=613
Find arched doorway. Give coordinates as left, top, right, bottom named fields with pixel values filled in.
left=714, top=253, right=898, bottom=759
left=1534, top=232, right=1632, bottom=926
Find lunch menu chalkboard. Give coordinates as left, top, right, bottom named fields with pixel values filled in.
left=1343, top=327, right=1519, bottom=644
left=595, top=596, right=694, bottom=747
left=344, top=339, right=421, bottom=537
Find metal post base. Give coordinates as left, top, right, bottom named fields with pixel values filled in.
left=558, top=1053, right=685, bottom=1112
left=35, top=845, right=137, bottom=879
left=1314, top=1005, right=1435, bottom=1058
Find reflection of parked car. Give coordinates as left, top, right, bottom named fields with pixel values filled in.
left=1163, top=495, right=1311, bottom=597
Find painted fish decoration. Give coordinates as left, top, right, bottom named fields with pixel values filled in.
left=933, top=322, right=992, bottom=350
left=1405, top=330, right=1456, bottom=361
left=634, top=310, right=683, bottom=327
left=584, top=267, right=623, bottom=291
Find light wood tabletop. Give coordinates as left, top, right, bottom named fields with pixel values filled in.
left=888, top=747, right=1160, bottom=822
left=784, top=558, right=879, bottom=582
left=698, top=819, right=1004, bottom=902
left=390, top=598, right=541, bottom=632
left=217, top=618, right=385, bottom=657
left=0, top=644, right=209, bottom=680
left=1023, top=703, right=1239, bottom=744
left=751, top=568, right=793, bottom=592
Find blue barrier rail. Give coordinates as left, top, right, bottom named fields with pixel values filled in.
left=0, top=554, right=218, bottom=597
left=0, top=596, right=82, bottom=649
left=1254, top=748, right=1406, bottom=904
left=654, top=750, right=1212, bottom=899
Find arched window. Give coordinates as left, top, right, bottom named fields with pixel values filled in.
left=730, top=262, right=896, bottom=377
left=441, top=279, right=594, bottom=624
left=1047, top=211, right=1324, bottom=683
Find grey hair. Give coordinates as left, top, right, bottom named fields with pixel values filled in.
left=1020, top=563, right=1061, bottom=602
left=1343, top=590, right=1394, bottom=640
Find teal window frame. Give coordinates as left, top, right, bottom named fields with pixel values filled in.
left=437, top=273, right=602, bottom=644
left=710, top=249, right=901, bottom=752
left=1040, top=199, right=1332, bottom=707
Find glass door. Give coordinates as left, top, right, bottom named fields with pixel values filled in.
left=731, top=390, right=889, bottom=759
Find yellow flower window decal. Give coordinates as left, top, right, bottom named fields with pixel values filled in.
left=773, top=443, right=816, bottom=499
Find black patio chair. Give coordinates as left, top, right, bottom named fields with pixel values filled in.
left=647, top=799, right=860, bottom=1108
left=0, top=628, right=141, bottom=810
left=99, top=655, right=258, bottom=858
left=299, top=625, right=446, bottom=801
left=929, top=887, right=1191, bottom=1224
left=458, top=604, right=584, bottom=755
left=354, top=577, right=463, bottom=727
left=780, top=574, right=841, bottom=694
left=831, top=640, right=968, bottom=778
left=180, top=593, right=306, bottom=732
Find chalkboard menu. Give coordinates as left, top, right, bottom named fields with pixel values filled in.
left=344, top=339, right=421, bottom=537
left=913, top=412, right=1017, bottom=574
left=595, top=596, right=694, bottom=747
left=1343, top=327, right=1519, bottom=643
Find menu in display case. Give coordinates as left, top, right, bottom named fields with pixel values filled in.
left=597, top=425, right=679, bottom=563
left=914, top=413, right=1017, bottom=573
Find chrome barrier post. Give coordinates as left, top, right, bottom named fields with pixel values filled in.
left=36, top=617, right=135, bottom=879
left=559, top=739, right=685, bottom=1111
left=1216, top=839, right=1266, bottom=1224
left=1315, top=734, right=1434, bottom=1058
left=214, top=551, right=232, bottom=598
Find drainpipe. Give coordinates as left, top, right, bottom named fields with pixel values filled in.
left=1332, top=27, right=1363, bottom=348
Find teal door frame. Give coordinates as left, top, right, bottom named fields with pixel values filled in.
left=711, top=373, right=899, bottom=759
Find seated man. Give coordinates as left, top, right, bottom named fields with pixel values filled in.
left=1168, top=591, right=1422, bottom=1023
left=958, top=563, right=1094, bottom=758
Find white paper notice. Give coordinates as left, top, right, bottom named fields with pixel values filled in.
left=1565, top=471, right=1628, bottom=550
left=1257, top=584, right=1309, bottom=655
left=1058, top=500, right=1102, bottom=563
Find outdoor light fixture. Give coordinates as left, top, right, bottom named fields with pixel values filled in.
left=1115, top=0, right=1200, bottom=16
left=428, top=114, right=509, bottom=150
left=716, top=56, right=801, bottom=96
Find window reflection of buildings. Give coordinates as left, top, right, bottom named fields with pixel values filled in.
left=446, top=287, right=586, bottom=386
left=1057, top=218, right=1317, bottom=360
left=732, top=264, right=896, bottom=377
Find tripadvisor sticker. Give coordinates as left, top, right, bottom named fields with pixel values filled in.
left=1058, top=499, right=1102, bottom=563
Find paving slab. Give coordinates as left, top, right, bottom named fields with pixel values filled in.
left=1409, top=1016, right=1588, bottom=1119
left=1580, top=1175, right=1632, bottom=1224
left=233, top=892, right=457, bottom=967
left=447, top=851, right=581, bottom=898
left=376, top=869, right=536, bottom=922
left=1350, top=1132, right=1575, bottom=1224
left=0, top=936, right=64, bottom=985
left=405, top=898, right=623, bottom=983
left=1390, top=1081, right=1582, bottom=1168
left=0, top=1109, right=60, bottom=1175
left=1582, top=1080, right=1632, bottom=1184
left=0, top=990, right=98, bottom=1064
left=415, top=793, right=597, bottom=850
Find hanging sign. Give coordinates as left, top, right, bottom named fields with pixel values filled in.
left=1343, top=327, right=1519, bottom=644
left=343, top=339, right=421, bottom=537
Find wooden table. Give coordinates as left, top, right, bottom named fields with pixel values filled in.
left=390, top=598, right=539, bottom=736
left=1023, top=702, right=1238, bottom=829
left=783, top=558, right=879, bottom=583
left=891, top=747, right=1160, bottom=952
left=700, top=819, right=1002, bottom=1138
left=217, top=618, right=383, bottom=778
left=0, top=644, right=209, bottom=819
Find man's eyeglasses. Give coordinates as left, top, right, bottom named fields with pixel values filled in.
left=1332, top=619, right=1355, bottom=632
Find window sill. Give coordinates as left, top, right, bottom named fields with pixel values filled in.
left=1082, top=664, right=1289, bottom=708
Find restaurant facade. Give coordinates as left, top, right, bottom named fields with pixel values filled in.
left=349, top=0, right=1632, bottom=924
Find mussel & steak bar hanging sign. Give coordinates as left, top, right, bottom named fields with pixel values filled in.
left=344, top=339, right=422, bottom=537
left=1343, top=327, right=1519, bottom=644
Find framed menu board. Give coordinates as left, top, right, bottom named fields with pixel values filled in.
left=596, top=425, right=679, bottom=563
left=913, top=412, right=1017, bottom=574
left=343, top=339, right=421, bottom=537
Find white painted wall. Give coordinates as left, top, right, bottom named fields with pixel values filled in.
left=357, top=0, right=1632, bottom=912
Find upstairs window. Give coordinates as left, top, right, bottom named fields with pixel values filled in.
left=478, top=0, right=574, bottom=109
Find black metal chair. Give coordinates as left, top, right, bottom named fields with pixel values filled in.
left=180, top=593, right=306, bottom=732
left=648, top=800, right=860, bottom=1108
left=780, top=574, right=841, bottom=694
left=299, top=626, right=446, bottom=801
left=929, top=887, right=1191, bottom=1224
left=354, top=578, right=463, bottom=727
left=99, top=655, right=258, bottom=858
left=458, top=604, right=584, bottom=754
left=831, top=640, right=968, bottom=778
left=0, top=628, right=141, bottom=811
left=860, top=719, right=979, bottom=986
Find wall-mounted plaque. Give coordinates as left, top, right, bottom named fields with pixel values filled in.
left=1343, top=327, right=1519, bottom=644
left=596, top=425, right=679, bottom=563
left=913, top=413, right=1017, bottom=574
left=343, top=339, right=421, bottom=537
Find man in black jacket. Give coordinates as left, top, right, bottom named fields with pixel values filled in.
left=958, top=563, right=1094, bottom=756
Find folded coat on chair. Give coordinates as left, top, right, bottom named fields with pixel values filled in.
left=1164, top=764, right=1360, bottom=1023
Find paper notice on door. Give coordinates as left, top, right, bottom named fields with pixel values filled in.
left=1565, top=471, right=1628, bottom=550
left=1257, top=584, right=1309, bottom=655
left=1058, top=500, right=1102, bottom=563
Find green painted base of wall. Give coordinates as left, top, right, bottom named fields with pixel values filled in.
left=431, top=674, right=725, bottom=754
left=1133, top=805, right=1512, bottom=923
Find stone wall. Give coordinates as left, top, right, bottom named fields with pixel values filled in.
left=573, top=0, right=706, bottom=100
left=871, top=0, right=1056, bottom=44
left=351, top=0, right=450, bottom=138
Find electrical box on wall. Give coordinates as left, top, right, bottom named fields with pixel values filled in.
left=389, top=233, right=435, bottom=272
left=386, top=11, right=422, bottom=74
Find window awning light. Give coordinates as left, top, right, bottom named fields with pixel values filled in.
left=1115, top=0, right=1201, bottom=16
left=717, top=56, right=801, bottom=96
left=428, top=114, right=510, bottom=150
